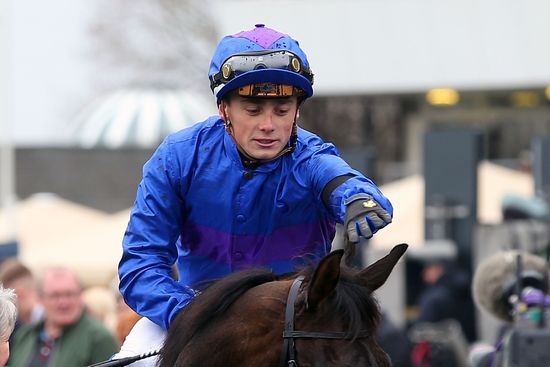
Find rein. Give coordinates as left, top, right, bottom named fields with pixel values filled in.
left=281, top=276, right=372, bottom=367
left=85, top=350, right=160, bottom=367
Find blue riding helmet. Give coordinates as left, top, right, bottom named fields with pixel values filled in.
left=209, top=24, right=314, bottom=102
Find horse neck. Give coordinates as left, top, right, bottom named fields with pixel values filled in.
left=178, top=279, right=291, bottom=367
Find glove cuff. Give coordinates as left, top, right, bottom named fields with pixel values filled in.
left=344, top=194, right=378, bottom=229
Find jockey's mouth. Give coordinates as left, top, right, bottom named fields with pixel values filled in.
left=254, top=139, right=278, bottom=147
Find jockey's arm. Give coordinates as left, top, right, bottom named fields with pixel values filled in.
left=118, top=139, right=192, bottom=331
left=303, top=145, right=393, bottom=238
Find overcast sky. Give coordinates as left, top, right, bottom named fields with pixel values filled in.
left=9, top=0, right=96, bottom=145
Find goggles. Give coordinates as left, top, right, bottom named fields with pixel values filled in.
left=210, top=50, right=314, bottom=91
left=237, top=83, right=304, bottom=98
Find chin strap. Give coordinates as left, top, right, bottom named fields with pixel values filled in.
left=220, top=101, right=298, bottom=168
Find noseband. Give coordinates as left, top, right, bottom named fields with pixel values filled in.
left=281, top=276, right=377, bottom=367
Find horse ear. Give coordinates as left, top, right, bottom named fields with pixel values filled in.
left=357, top=244, right=408, bottom=292
left=306, top=249, right=344, bottom=310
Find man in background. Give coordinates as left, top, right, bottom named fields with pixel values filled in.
left=9, top=266, right=119, bottom=367
left=0, top=259, right=44, bottom=333
left=408, top=245, right=475, bottom=367
left=414, top=257, right=476, bottom=343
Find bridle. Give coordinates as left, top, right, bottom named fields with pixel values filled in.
left=281, top=276, right=379, bottom=367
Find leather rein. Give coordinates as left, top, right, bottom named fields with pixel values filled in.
left=281, top=276, right=377, bottom=367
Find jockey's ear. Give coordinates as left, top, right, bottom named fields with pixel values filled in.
left=356, top=244, right=408, bottom=292
left=218, top=100, right=227, bottom=121
left=306, top=250, right=344, bottom=310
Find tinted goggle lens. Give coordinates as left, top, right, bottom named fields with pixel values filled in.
left=237, top=83, right=304, bottom=98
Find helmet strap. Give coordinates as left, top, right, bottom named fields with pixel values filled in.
left=219, top=100, right=298, bottom=169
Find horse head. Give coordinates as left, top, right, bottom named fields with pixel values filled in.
left=159, top=243, right=408, bottom=367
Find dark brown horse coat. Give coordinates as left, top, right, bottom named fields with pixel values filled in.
left=160, top=244, right=408, bottom=367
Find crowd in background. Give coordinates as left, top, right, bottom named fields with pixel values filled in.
left=0, top=258, right=141, bottom=367
left=0, top=253, right=478, bottom=367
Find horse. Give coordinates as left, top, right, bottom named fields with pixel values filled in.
left=159, top=243, right=408, bottom=367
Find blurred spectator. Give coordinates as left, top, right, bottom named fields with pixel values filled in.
left=0, top=259, right=44, bottom=330
left=407, top=244, right=475, bottom=367
left=9, top=267, right=118, bottom=367
left=414, top=259, right=476, bottom=343
left=0, top=284, right=17, bottom=367
left=501, top=194, right=550, bottom=221
left=407, top=242, right=476, bottom=344
left=377, top=312, right=412, bottom=367
left=82, top=285, right=118, bottom=335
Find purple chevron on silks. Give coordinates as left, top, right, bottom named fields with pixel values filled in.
left=180, top=219, right=334, bottom=268
left=232, top=24, right=288, bottom=48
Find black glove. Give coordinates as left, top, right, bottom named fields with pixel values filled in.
left=344, top=195, right=392, bottom=242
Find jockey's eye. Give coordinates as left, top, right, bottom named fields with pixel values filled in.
left=275, top=107, right=290, bottom=116
left=245, top=107, right=260, bottom=115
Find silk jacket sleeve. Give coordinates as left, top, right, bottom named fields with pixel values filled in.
left=118, top=137, right=194, bottom=330
left=301, top=140, right=393, bottom=227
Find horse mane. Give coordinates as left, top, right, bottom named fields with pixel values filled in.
left=160, top=268, right=278, bottom=366
left=330, top=267, right=381, bottom=339
left=160, top=264, right=382, bottom=366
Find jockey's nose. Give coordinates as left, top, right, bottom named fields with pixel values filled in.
left=258, top=111, right=275, bottom=132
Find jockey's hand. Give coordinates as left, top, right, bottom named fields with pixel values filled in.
left=344, top=195, right=392, bottom=243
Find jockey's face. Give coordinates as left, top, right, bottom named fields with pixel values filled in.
left=220, top=95, right=299, bottom=160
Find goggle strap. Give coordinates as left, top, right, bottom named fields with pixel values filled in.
left=210, top=73, right=224, bottom=92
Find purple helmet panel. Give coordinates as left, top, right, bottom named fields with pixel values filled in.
left=231, top=25, right=289, bottom=49
left=209, top=24, right=313, bottom=101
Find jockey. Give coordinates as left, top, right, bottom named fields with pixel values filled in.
left=115, top=24, right=393, bottom=365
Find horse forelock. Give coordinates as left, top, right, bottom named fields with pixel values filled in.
left=289, top=266, right=388, bottom=366
left=333, top=268, right=382, bottom=338
left=310, top=266, right=388, bottom=366
left=296, top=266, right=381, bottom=339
